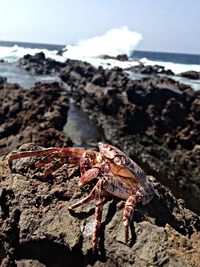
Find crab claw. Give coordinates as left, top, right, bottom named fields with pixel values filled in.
left=79, top=167, right=99, bottom=187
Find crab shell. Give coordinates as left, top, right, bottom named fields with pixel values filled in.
left=98, top=142, right=147, bottom=184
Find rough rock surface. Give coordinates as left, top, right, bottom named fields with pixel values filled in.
left=17, top=53, right=67, bottom=75
left=126, top=64, right=174, bottom=76
left=0, top=80, right=72, bottom=155
left=60, top=60, right=200, bottom=215
left=0, top=144, right=200, bottom=266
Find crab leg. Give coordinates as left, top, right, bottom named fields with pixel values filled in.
left=34, top=157, right=66, bottom=178
left=101, top=174, right=140, bottom=245
left=8, top=147, right=92, bottom=171
left=93, top=179, right=104, bottom=252
left=68, top=186, right=96, bottom=210
left=35, top=157, right=55, bottom=168
left=68, top=179, right=105, bottom=252
left=123, top=195, right=137, bottom=244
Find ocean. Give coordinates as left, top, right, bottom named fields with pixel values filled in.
left=0, top=39, right=200, bottom=90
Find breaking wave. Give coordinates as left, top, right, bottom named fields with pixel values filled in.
left=63, top=27, right=142, bottom=58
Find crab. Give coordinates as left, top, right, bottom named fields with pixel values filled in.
left=8, top=142, right=155, bottom=252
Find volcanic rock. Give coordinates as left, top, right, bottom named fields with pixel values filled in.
left=18, top=53, right=67, bottom=75
left=0, top=76, right=7, bottom=86
left=0, top=144, right=200, bottom=266
left=0, top=81, right=72, bottom=155
left=127, top=63, right=174, bottom=76
left=178, top=70, right=200, bottom=80
left=116, top=54, right=129, bottom=61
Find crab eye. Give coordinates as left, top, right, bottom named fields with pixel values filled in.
left=114, top=156, right=121, bottom=165
left=121, top=156, right=126, bottom=164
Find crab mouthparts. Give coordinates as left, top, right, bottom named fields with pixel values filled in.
left=79, top=168, right=99, bottom=187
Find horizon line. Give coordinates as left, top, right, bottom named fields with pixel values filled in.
left=0, top=39, right=200, bottom=56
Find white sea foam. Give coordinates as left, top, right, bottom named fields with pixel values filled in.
left=0, top=44, right=63, bottom=63
left=0, top=27, right=200, bottom=76
left=63, top=27, right=142, bottom=59
left=140, top=57, right=200, bottom=74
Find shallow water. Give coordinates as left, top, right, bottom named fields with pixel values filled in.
left=0, top=61, right=60, bottom=88
left=128, top=70, right=200, bottom=91
left=63, top=102, right=104, bottom=146
left=0, top=62, right=102, bottom=145
left=172, top=76, right=200, bottom=91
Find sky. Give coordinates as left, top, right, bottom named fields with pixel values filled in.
left=0, top=0, right=200, bottom=54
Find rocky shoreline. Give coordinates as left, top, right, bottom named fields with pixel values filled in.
left=0, top=54, right=200, bottom=266
left=59, top=59, right=200, bottom=215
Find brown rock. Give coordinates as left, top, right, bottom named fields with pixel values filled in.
left=0, top=144, right=200, bottom=266
left=0, top=82, right=72, bottom=155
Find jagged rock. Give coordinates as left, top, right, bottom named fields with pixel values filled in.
left=0, top=81, right=72, bottom=155
left=18, top=53, right=67, bottom=75
left=0, top=144, right=200, bottom=266
left=127, top=64, right=174, bottom=76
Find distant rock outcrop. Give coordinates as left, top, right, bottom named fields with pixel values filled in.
left=178, top=70, right=200, bottom=80
left=127, top=63, right=174, bottom=76
left=18, top=52, right=67, bottom=75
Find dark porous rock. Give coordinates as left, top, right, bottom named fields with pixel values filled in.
left=116, top=54, right=129, bottom=61
left=60, top=59, right=97, bottom=85
left=127, top=63, right=174, bottom=76
left=127, top=77, right=186, bottom=109
left=91, top=74, right=106, bottom=86
left=18, top=52, right=67, bottom=75
left=59, top=60, right=200, bottom=215
left=118, top=104, right=151, bottom=134
left=99, top=54, right=128, bottom=61
left=0, top=81, right=72, bottom=155
left=0, top=76, right=7, bottom=85
left=191, top=98, right=200, bottom=120
left=178, top=70, right=200, bottom=80
left=0, top=144, right=200, bottom=266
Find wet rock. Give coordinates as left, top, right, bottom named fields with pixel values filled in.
left=18, top=53, right=67, bottom=75
left=56, top=48, right=68, bottom=56
left=127, top=63, right=174, bottom=76
left=0, top=76, right=7, bottom=86
left=0, top=144, right=200, bottom=266
left=178, top=70, right=200, bottom=80
left=0, top=81, right=72, bottom=155
left=116, top=54, right=128, bottom=61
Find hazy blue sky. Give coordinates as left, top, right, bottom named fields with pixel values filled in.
left=0, top=0, right=200, bottom=54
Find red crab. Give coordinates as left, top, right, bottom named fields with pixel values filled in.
left=8, top=142, right=155, bottom=252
